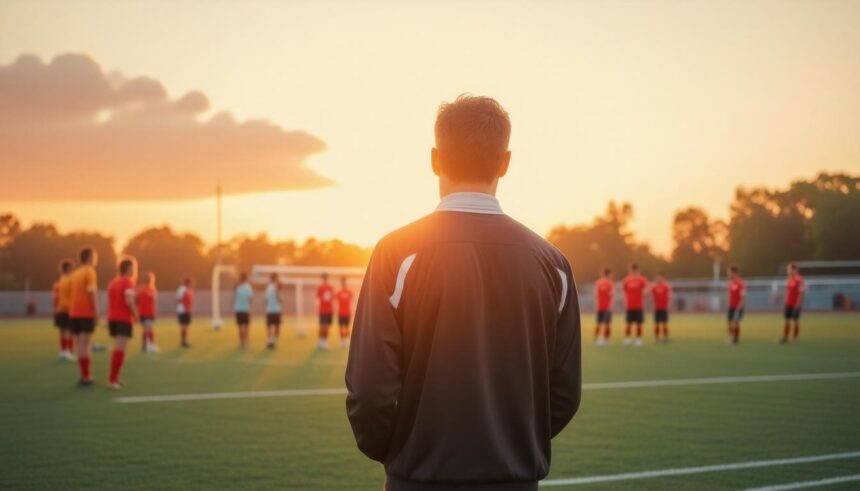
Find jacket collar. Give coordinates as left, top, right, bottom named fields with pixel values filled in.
left=435, top=192, right=504, bottom=215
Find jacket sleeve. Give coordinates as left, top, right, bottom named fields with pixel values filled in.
left=550, top=260, right=582, bottom=438
left=344, top=241, right=403, bottom=462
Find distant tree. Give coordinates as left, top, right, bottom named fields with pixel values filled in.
left=123, top=226, right=211, bottom=289
left=221, top=234, right=372, bottom=274
left=0, top=223, right=116, bottom=290
left=294, top=238, right=372, bottom=267
left=790, top=173, right=860, bottom=260
left=548, top=201, right=667, bottom=282
left=670, top=207, right=726, bottom=277
left=723, top=173, right=860, bottom=275
left=0, top=213, right=21, bottom=247
left=725, top=187, right=813, bottom=275
left=230, top=233, right=289, bottom=275
left=0, top=213, right=21, bottom=288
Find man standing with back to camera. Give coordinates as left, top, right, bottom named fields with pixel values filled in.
left=346, top=95, right=582, bottom=491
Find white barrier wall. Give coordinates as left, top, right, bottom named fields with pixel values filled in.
left=3, top=276, right=858, bottom=317
left=0, top=284, right=332, bottom=318
left=577, top=276, right=860, bottom=313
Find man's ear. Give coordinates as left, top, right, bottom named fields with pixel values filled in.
left=431, top=147, right=441, bottom=177
left=498, top=150, right=512, bottom=177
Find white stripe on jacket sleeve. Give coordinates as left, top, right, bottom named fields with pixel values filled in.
left=556, top=267, right=568, bottom=313
left=389, top=253, right=417, bottom=309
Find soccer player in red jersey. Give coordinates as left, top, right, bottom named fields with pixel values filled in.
left=106, top=257, right=139, bottom=389
left=650, top=272, right=672, bottom=343
left=593, top=268, right=614, bottom=345
left=53, top=259, right=75, bottom=360
left=622, top=264, right=648, bottom=346
left=176, top=277, right=194, bottom=348
left=137, top=272, right=158, bottom=353
left=336, top=276, right=354, bottom=348
left=781, top=262, right=805, bottom=343
left=316, top=273, right=335, bottom=350
left=68, top=247, right=99, bottom=387
left=726, top=265, right=745, bottom=345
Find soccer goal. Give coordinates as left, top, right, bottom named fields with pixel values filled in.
left=211, top=263, right=238, bottom=329
left=211, top=264, right=366, bottom=335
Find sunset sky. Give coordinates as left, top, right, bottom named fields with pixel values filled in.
left=1, top=0, right=859, bottom=254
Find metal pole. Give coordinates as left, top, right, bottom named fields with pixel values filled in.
left=216, top=183, right=223, bottom=265
left=212, top=183, right=224, bottom=330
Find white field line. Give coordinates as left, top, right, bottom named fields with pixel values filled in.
left=540, top=451, right=860, bottom=487
left=744, top=473, right=860, bottom=491
left=114, top=371, right=860, bottom=404
left=235, top=359, right=346, bottom=366
left=145, top=356, right=346, bottom=366
left=582, top=371, right=860, bottom=390
left=115, top=388, right=346, bottom=403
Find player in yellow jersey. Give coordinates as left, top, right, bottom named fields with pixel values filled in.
left=52, top=259, right=75, bottom=360
left=68, top=247, right=99, bottom=387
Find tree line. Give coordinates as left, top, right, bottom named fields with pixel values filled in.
left=548, top=173, right=860, bottom=281
left=0, top=221, right=372, bottom=291
left=1, top=173, right=857, bottom=290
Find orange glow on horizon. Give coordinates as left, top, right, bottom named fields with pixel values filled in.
left=1, top=0, right=859, bottom=254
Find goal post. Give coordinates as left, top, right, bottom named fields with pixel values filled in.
left=212, top=264, right=365, bottom=336
left=250, top=265, right=366, bottom=336
left=211, top=263, right=238, bottom=330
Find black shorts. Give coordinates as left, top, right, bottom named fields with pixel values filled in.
left=655, top=310, right=669, bottom=323
left=178, top=312, right=191, bottom=325
left=319, top=313, right=333, bottom=325
left=266, top=313, right=282, bottom=326
left=626, top=309, right=644, bottom=324
left=338, top=315, right=351, bottom=326
left=69, top=317, right=95, bottom=334
left=728, top=308, right=744, bottom=322
left=54, top=312, right=70, bottom=329
left=140, top=316, right=155, bottom=327
left=784, top=306, right=802, bottom=320
left=108, top=321, right=133, bottom=338
left=235, top=312, right=250, bottom=325
left=596, top=310, right=612, bottom=324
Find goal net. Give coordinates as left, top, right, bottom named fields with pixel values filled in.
left=211, top=264, right=366, bottom=334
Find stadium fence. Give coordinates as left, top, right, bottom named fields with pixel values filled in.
left=2, top=275, right=858, bottom=318
left=578, top=276, right=860, bottom=313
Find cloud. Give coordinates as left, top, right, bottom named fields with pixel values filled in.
left=0, top=53, right=330, bottom=200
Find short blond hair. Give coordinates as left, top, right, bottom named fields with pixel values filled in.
left=435, top=94, right=511, bottom=182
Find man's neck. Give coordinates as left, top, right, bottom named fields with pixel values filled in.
left=439, top=178, right=497, bottom=198
left=436, top=191, right=504, bottom=215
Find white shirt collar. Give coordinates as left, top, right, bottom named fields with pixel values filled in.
left=435, top=192, right=504, bottom=215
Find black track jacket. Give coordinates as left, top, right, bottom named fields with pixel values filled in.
left=346, top=192, right=582, bottom=491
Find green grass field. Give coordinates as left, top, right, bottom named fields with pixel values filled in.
left=1, top=313, right=859, bottom=490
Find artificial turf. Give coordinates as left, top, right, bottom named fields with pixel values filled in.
left=1, top=313, right=858, bottom=490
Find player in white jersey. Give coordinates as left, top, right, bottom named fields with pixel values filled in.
left=176, top=277, right=193, bottom=348
left=265, top=273, right=282, bottom=350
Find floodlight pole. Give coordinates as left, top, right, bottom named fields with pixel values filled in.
left=216, top=183, right=223, bottom=263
